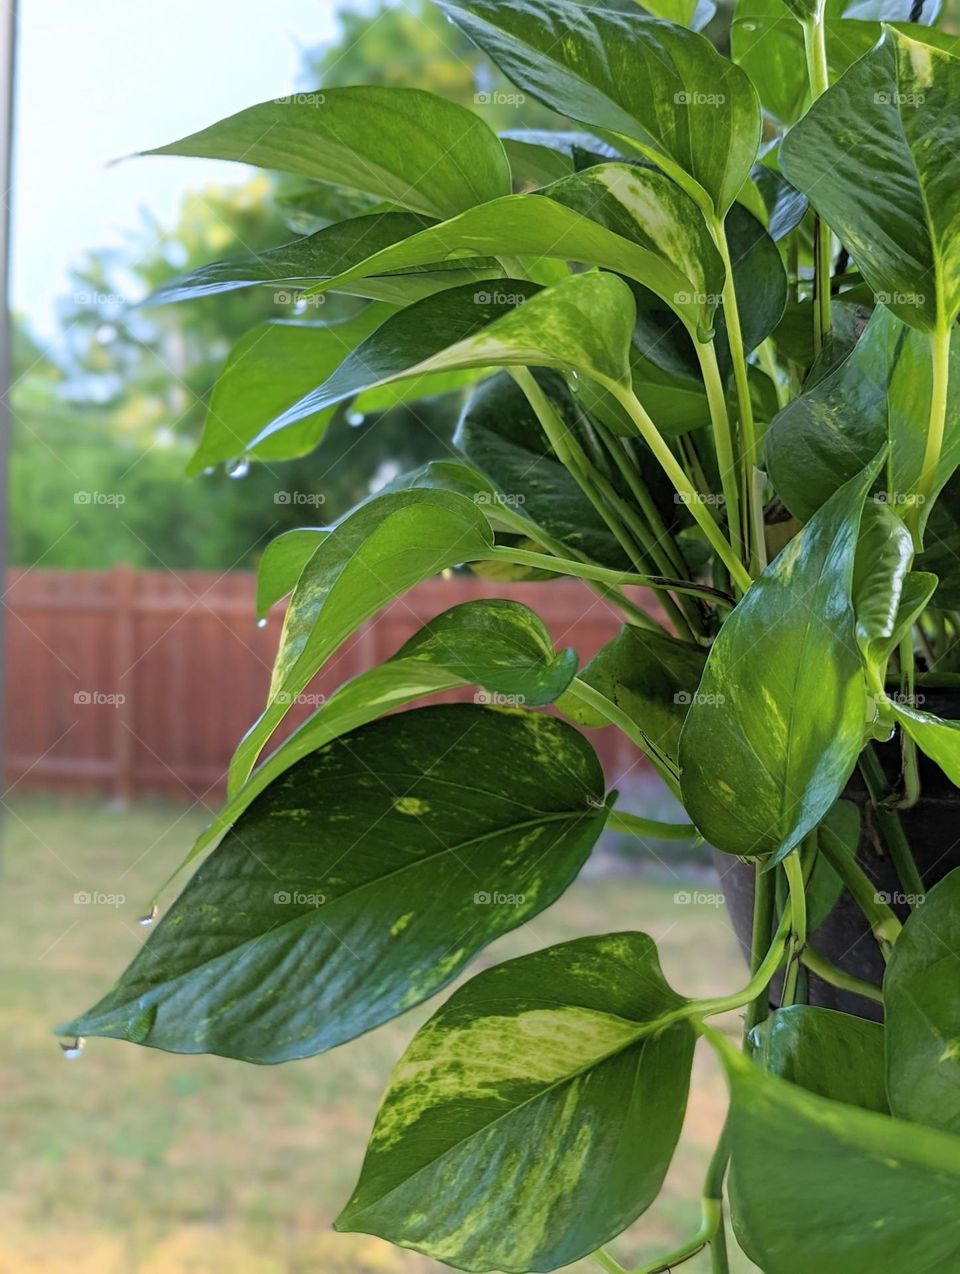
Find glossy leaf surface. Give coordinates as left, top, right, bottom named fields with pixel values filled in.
left=339, top=932, right=694, bottom=1272
left=146, top=86, right=512, bottom=219
left=229, top=490, right=494, bottom=789
left=440, top=0, right=761, bottom=215
left=885, top=868, right=960, bottom=1135
left=678, top=463, right=878, bottom=858
left=781, top=29, right=960, bottom=332
left=59, top=706, right=606, bottom=1064
left=719, top=1034, right=960, bottom=1273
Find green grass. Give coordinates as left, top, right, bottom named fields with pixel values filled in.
left=2, top=796, right=758, bottom=1273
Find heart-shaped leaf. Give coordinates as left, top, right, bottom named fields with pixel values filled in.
left=781, top=28, right=960, bottom=333
left=145, top=86, right=511, bottom=219
left=338, top=932, right=694, bottom=1272
left=885, top=867, right=960, bottom=1135
left=439, top=0, right=761, bottom=216
left=57, top=706, right=607, bottom=1064
left=229, top=489, right=494, bottom=789
left=715, top=1031, right=960, bottom=1273
left=678, top=459, right=879, bottom=858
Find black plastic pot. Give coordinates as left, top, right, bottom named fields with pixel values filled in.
left=714, top=688, right=960, bottom=1021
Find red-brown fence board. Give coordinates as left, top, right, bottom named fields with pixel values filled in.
left=4, top=567, right=659, bottom=801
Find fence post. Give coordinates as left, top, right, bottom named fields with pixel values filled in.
left=112, top=562, right=136, bottom=804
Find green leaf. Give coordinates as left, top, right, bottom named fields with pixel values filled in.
left=439, top=0, right=761, bottom=216
left=256, top=528, right=328, bottom=616
left=678, top=460, right=879, bottom=858
left=500, top=129, right=622, bottom=188
left=781, top=29, right=960, bottom=332
left=853, top=498, right=914, bottom=679
left=145, top=86, right=511, bottom=219
left=338, top=932, right=695, bottom=1272
left=145, top=212, right=501, bottom=308
left=191, top=309, right=389, bottom=472
left=765, top=305, right=903, bottom=521
left=299, top=167, right=724, bottom=335
left=455, top=370, right=631, bottom=568
left=57, top=706, right=607, bottom=1064
left=244, top=273, right=636, bottom=454
left=751, top=163, right=808, bottom=241
left=749, top=1004, right=889, bottom=1112
left=639, top=0, right=717, bottom=30
left=229, top=489, right=494, bottom=790
left=716, top=1031, right=960, bottom=1274
left=731, top=0, right=809, bottom=127
left=162, top=599, right=580, bottom=881
left=732, top=7, right=952, bottom=128
left=564, top=625, right=706, bottom=763
left=887, top=701, right=960, bottom=787
left=885, top=867, right=960, bottom=1136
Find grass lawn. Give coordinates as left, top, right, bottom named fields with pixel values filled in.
left=2, top=795, right=759, bottom=1273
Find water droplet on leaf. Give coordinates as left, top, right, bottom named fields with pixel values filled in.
left=60, top=1037, right=85, bottom=1060
left=256, top=617, right=268, bottom=630
left=227, top=457, right=250, bottom=480
left=346, top=410, right=365, bottom=427
left=139, top=904, right=158, bottom=927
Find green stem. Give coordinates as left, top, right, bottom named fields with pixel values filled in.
left=607, top=809, right=699, bottom=841
left=709, top=219, right=766, bottom=577
left=800, top=946, right=884, bottom=1005
left=610, top=384, right=753, bottom=594
left=898, top=632, right=921, bottom=809
left=859, top=744, right=926, bottom=906
left=510, top=367, right=696, bottom=641
left=911, top=324, right=951, bottom=545
left=818, top=824, right=903, bottom=952
left=802, top=8, right=832, bottom=353
left=757, top=338, right=789, bottom=411
left=566, top=678, right=680, bottom=793
left=592, top=1250, right=627, bottom=1274
left=478, top=546, right=735, bottom=607
left=693, top=337, right=744, bottom=566
left=744, top=861, right=775, bottom=1037
left=781, top=850, right=808, bottom=1006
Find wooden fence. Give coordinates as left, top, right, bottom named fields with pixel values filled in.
left=4, top=566, right=656, bottom=802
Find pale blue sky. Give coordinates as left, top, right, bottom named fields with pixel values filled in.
left=13, top=0, right=349, bottom=336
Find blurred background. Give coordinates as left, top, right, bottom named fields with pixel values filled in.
left=12, top=1, right=956, bottom=1270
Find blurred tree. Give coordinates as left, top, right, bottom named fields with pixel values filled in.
left=10, top=1, right=557, bottom=572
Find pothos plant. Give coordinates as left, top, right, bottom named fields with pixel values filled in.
left=59, top=0, right=960, bottom=1270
